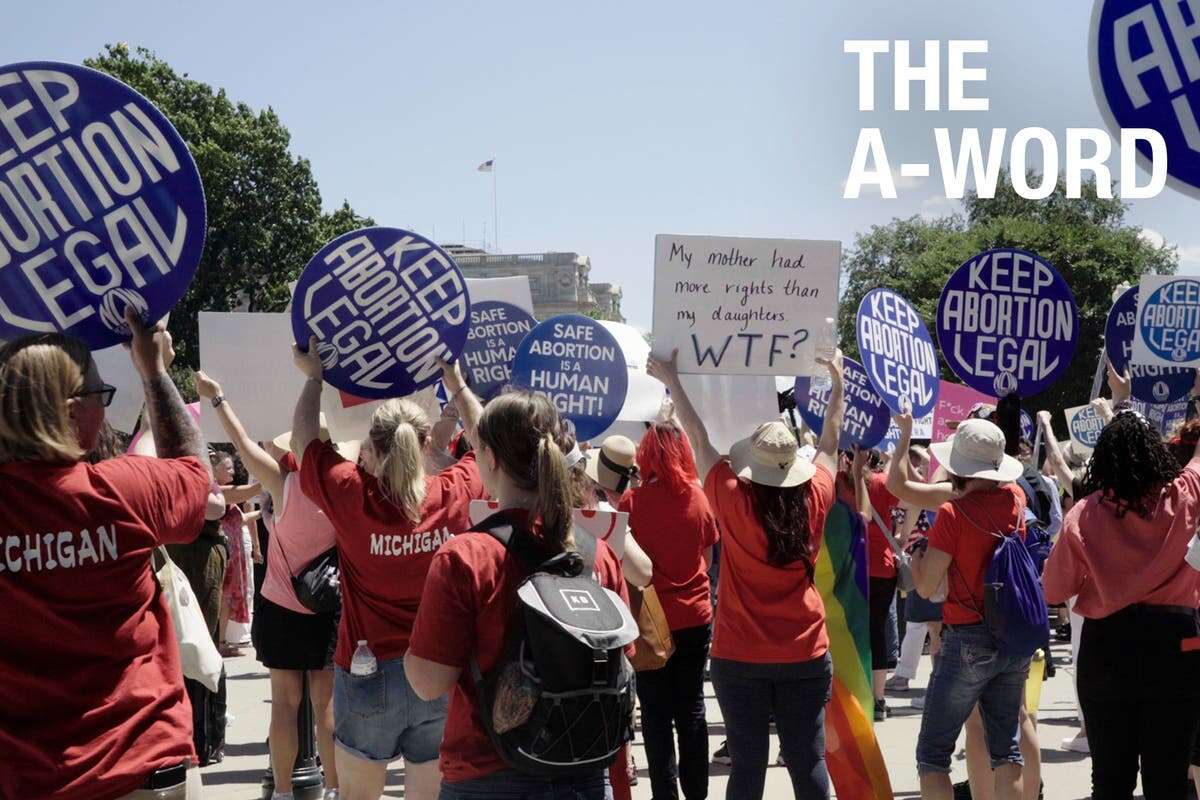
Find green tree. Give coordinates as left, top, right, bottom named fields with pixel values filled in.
left=839, top=171, right=1178, bottom=428
left=85, top=44, right=374, bottom=368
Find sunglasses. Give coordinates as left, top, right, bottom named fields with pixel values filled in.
left=75, top=384, right=117, bottom=407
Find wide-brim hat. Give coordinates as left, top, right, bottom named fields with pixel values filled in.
left=929, top=418, right=1023, bottom=482
left=584, top=435, right=638, bottom=493
left=272, top=413, right=331, bottom=456
left=729, top=421, right=815, bottom=488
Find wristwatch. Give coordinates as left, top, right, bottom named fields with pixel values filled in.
left=212, top=395, right=226, bottom=408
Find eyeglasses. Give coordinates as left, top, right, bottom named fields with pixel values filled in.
left=75, top=384, right=117, bottom=407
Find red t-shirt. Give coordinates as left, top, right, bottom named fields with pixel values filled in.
left=407, top=511, right=632, bottom=784
left=702, top=459, right=834, bottom=663
left=621, top=480, right=719, bottom=631
left=300, top=441, right=485, bottom=668
left=865, top=472, right=899, bottom=579
left=927, top=484, right=1026, bottom=626
left=0, top=455, right=210, bottom=800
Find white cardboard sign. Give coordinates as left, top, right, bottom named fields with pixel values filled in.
left=1063, top=403, right=1104, bottom=455
left=651, top=234, right=840, bottom=377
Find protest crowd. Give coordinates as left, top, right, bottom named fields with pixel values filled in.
left=4, top=60, right=1200, bottom=800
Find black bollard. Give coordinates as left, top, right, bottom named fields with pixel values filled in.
left=261, top=672, right=324, bottom=800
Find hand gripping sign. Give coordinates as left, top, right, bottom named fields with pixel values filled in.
left=856, top=288, right=940, bottom=418
left=936, top=248, right=1079, bottom=398
left=292, top=227, right=471, bottom=399
left=460, top=300, right=537, bottom=401
left=510, top=314, right=629, bottom=441
left=794, top=357, right=890, bottom=449
left=1091, top=0, right=1200, bottom=197
left=1132, top=275, right=1200, bottom=370
left=1106, top=284, right=1195, bottom=403
left=0, top=62, right=205, bottom=348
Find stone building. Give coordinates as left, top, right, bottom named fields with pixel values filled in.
left=443, top=246, right=624, bottom=322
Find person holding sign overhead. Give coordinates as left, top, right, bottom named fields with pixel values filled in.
left=647, top=347, right=845, bottom=800
left=0, top=310, right=212, bottom=800
left=290, top=337, right=486, bottom=800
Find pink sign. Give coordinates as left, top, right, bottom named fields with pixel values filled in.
left=931, top=381, right=994, bottom=445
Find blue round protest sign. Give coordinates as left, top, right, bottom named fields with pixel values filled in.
left=856, top=288, right=940, bottom=418
left=936, top=248, right=1079, bottom=398
left=0, top=61, right=205, bottom=348
left=1106, top=285, right=1195, bottom=403
left=1137, top=278, right=1200, bottom=366
left=291, top=227, right=471, bottom=399
left=1069, top=405, right=1105, bottom=451
left=461, top=300, right=537, bottom=401
left=510, top=314, right=628, bottom=441
left=1091, top=1, right=1200, bottom=198
left=794, top=357, right=890, bottom=449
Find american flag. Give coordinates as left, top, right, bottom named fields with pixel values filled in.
left=477, top=159, right=494, bottom=172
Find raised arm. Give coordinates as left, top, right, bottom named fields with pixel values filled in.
left=291, top=336, right=325, bottom=466
left=195, top=371, right=286, bottom=500
left=1037, top=410, right=1075, bottom=493
left=647, top=349, right=720, bottom=480
left=125, top=309, right=210, bottom=476
left=438, top=359, right=483, bottom=451
left=886, top=412, right=954, bottom=511
left=813, top=350, right=846, bottom=475
left=1107, top=357, right=1132, bottom=407
left=851, top=445, right=871, bottom=525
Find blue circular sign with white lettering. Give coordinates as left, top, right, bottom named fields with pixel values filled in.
left=1137, top=278, right=1200, bottom=365
left=292, top=227, right=471, bottom=399
left=1070, top=404, right=1105, bottom=450
left=461, top=300, right=537, bottom=401
left=936, top=248, right=1079, bottom=398
left=795, top=357, right=890, bottom=449
left=0, top=61, right=205, bottom=348
left=1106, top=285, right=1195, bottom=403
left=510, top=314, right=629, bottom=441
left=856, top=288, right=940, bottom=418
left=1091, top=0, right=1200, bottom=198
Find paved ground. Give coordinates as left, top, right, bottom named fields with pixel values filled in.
left=203, top=640, right=1101, bottom=799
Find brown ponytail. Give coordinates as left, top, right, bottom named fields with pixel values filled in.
left=478, top=391, right=577, bottom=553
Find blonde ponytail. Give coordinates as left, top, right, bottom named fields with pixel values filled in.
left=368, top=399, right=430, bottom=523
left=536, top=432, right=575, bottom=552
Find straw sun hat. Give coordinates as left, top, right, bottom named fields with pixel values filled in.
left=929, top=418, right=1023, bottom=482
left=729, top=421, right=815, bottom=488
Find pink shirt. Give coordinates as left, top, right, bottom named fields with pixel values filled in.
left=263, top=471, right=337, bottom=614
left=1044, top=458, right=1200, bottom=618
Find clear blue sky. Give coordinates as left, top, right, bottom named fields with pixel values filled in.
left=9, top=0, right=1199, bottom=328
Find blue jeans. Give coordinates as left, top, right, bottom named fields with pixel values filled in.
left=711, top=655, right=832, bottom=800
left=916, top=624, right=1030, bottom=775
left=438, top=770, right=611, bottom=799
left=333, top=658, right=447, bottom=763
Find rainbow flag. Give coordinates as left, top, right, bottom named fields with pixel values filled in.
left=815, top=500, right=894, bottom=799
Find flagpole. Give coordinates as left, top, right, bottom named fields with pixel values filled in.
left=492, top=162, right=499, bottom=253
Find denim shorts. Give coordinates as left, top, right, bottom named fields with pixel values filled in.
left=334, top=657, right=448, bottom=764
left=915, top=624, right=1030, bottom=775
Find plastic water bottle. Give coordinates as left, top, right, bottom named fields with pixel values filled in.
left=809, top=318, right=838, bottom=393
left=350, top=640, right=377, bottom=676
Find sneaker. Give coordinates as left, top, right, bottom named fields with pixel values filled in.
left=952, top=780, right=972, bottom=799
left=1061, top=734, right=1090, bottom=754
left=885, top=675, right=910, bottom=692
left=712, top=740, right=731, bottom=766
left=911, top=695, right=925, bottom=710
left=874, top=699, right=888, bottom=721
left=627, top=754, right=638, bottom=786
left=775, top=751, right=787, bottom=766
left=324, top=791, right=339, bottom=800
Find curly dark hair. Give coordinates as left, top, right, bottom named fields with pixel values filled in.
left=749, top=481, right=815, bottom=578
left=1081, top=411, right=1182, bottom=518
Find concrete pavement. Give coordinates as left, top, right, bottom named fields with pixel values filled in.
left=202, top=640, right=1101, bottom=799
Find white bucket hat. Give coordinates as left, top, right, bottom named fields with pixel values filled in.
left=729, top=421, right=815, bottom=488
left=929, top=418, right=1023, bottom=482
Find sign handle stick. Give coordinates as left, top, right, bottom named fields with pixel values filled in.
left=1088, top=346, right=1106, bottom=400
left=492, top=162, right=500, bottom=253
left=1032, top=418, right=1044, bottom=468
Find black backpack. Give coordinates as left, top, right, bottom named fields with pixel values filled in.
left=469, top=511, right=640, bottom=777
